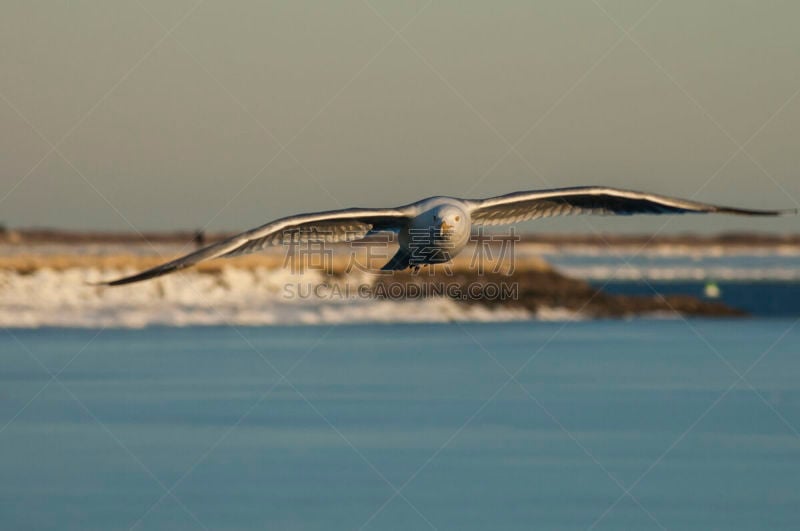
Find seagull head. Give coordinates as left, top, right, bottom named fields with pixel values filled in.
left=432, top=206, right=468, bottom=239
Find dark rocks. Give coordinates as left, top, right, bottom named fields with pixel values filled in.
left=371, top=268, right=746, bottom=318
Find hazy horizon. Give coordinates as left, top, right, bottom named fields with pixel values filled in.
left=1, top=1, right=798, bottom=235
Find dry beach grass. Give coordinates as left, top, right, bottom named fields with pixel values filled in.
left=0, top=248, right=552, bottom=276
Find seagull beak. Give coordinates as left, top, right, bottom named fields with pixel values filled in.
left=440, top=220, right=453, bottom=233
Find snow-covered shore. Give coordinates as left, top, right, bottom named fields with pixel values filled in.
left=2, top=239, right=794, bottom=328
left=0, top=267, right=535, bottom=328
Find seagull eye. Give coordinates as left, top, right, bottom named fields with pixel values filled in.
left=454, top=216, right=460, bottom=222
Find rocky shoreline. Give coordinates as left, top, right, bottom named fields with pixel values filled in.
left=372, top=268, right=745, bottom=318
left=0, top=234, right=756, bottom=322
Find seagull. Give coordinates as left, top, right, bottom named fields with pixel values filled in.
left=100, top=186, right=794, bottom=285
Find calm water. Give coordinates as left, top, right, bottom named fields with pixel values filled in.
left=2, top=321, right=800, bottom=530
left=599, top=281, right=800, bottom=317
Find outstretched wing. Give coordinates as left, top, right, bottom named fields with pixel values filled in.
left=99, top=207, right=411, bottom=285
left=468, top=186, right=795, bottom=226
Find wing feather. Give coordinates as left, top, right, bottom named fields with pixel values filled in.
left=469, top=186, right=795, bottom=226
left=99, top=207, right=411, bottom=285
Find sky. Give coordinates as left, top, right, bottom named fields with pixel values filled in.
left=1, top=0, right=798, bottom=234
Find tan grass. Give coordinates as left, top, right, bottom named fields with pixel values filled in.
left=0, top=248, right=551, bottom=275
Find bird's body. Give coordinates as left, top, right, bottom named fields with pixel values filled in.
left=393, top=197, right=472, bottom=270
left=100, top=187, right=793, bottom=286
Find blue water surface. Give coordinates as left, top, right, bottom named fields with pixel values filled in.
left=599, top=281, right=800, bottom=317
left=2, top=321, right=799, bottom=530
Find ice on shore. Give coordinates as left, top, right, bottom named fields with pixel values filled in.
left=0, top=267, right=533, bottom=328
left=2, top=242, right=796, bottom=328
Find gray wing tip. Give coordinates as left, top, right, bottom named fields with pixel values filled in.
left=88, top=277, right=123, bottom=287
left=92, top=238, right=242, bottom=286
left=728, top=207, right=798, bottom=216
left=87, top=280, right=141, bottom=287
left=91, top=272, right=162, bottom=287
left=91, top=262, right=187, bottom=286
left=84, top=278, right=123, bottom=287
